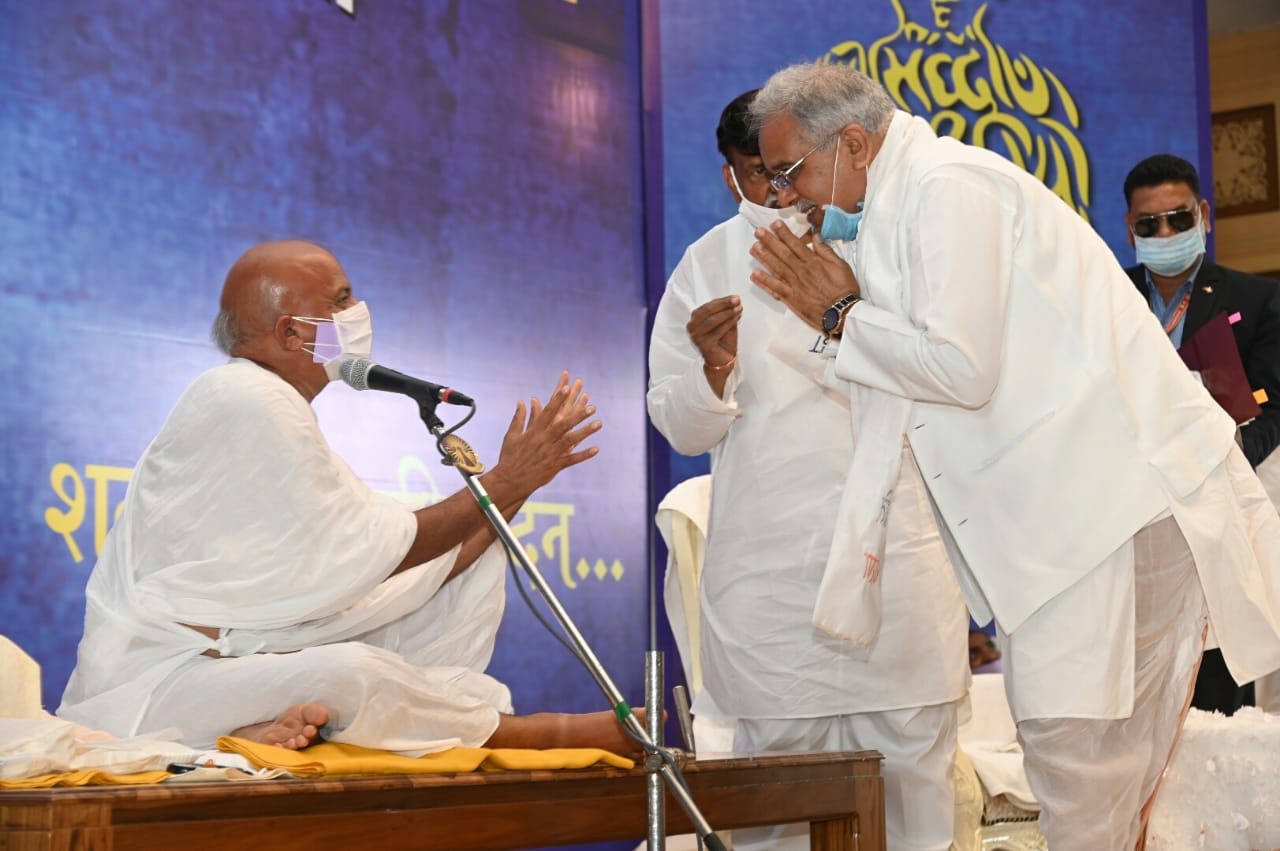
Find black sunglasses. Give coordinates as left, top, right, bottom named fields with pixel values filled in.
left=1131, top=208, right=1197, bottom=239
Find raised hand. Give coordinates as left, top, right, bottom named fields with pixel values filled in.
left=688, top=295, right=741, bottom=369
left=397, top=373, right=601, bottom=577
left=749, top=220, right=860, bottom=332
left=492, top=372, right=602, bottom=499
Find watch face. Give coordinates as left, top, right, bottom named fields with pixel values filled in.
left=822, top=307, right=840, bottom=333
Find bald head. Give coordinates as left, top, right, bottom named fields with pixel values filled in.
left=210, top=240, right=355, bottom=401
left=212, top=240, right=342, bottom=356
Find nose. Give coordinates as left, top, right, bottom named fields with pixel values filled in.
left=1155, top=217, right=1178, bottom=238
left=775, top=185, right=800, bottom=207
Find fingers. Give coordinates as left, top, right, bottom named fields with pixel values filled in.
left=769, top=219, right=813, bottom=257
left=524, top=375, right=598, bottom=431
left=556, top=400, right=597, bottom=436
left=750, top=267, right=791, bottom=302
left=688, top=296, right=741, bottom=326
left=688, top=313, right=740, bottom=352
left=527, top=372, right=570, bottom=422
left=564, top=417, right=602, bottom=447
left=751, top=225, right=808, bottom=280
left=559, top=445, right=601, bottom=469
left=507, top=400, right=527, bottom=436
left=749, top=228, right=789, bottom=277
left=570, top=394, right=593, bottom=426
left=543, top=377, right=582, bottom=418
left=558, top=417, right=605, bottom=469
left=542, top=381, right=600, bottom=447
left=552, top=379, right=589, bottom=416
left=529, top=376, right=594, bottom=438
left=687, top=300, right=740, bottom=334
left=525, top=405, right=603, bottom=479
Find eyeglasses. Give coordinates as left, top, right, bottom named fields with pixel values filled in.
left=768, top=137, right=833, bottom=192
left=1131, top=207, right=1197, bottom=239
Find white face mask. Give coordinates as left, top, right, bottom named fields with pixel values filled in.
left=729, top=164, right=812, bottom=236
left=295, top=300, right=374, bottom=381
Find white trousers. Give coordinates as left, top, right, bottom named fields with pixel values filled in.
left=731, top=703, right=958, bottom=851
left=139, top=554, right=512, bottom=752
left=1009, top=514, right=1206, bottom=851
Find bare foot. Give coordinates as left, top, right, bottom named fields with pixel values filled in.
left=229, top=703, right=330, bottom=750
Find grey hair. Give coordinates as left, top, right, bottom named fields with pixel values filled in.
left=210, top=308, right=245, bottom=355
left=750, top=63, right=895, bottom=147
left=210, top=274, right=290, bottom=355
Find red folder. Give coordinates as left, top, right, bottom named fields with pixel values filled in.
left=1177, top=311, right=1262, bottom=425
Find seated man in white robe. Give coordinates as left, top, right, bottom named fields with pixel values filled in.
left=59, top=239, right=636, bottom=756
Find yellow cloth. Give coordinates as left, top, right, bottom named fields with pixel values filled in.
left=0, top=769, right=170, bottom=789
left=217, top=737, right=634, bottom=777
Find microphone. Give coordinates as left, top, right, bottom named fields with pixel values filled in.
left=339, top=357, right=474, bottom=406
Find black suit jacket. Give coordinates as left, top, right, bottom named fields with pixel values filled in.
left=1128, top=259, right=1280, bottom=467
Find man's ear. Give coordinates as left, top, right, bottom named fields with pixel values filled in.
left=276, top=315, right=305, bottom=351
left=1124, top=215, right=1136, bottom=249
left=839, top=124, right=874, bottom=170
left=723, top=163, right=742, bottom=203
left=1200, top=197, right=1212, bottom=236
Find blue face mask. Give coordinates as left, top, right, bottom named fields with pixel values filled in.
left=819, top=139, right=865, bottom=242
left=821, top=203, right=864, bottom=242
left=1134, top=216, right=1205, bottom=277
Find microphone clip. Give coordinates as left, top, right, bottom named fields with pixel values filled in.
left=439, top=433, right=484, bottom=475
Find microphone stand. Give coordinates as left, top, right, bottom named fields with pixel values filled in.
left=417, top=399, right=725, bottom=851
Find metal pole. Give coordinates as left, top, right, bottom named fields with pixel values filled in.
left=426, top=432, right=725, bottom=849
left=645, top=650, right=666, bottom=850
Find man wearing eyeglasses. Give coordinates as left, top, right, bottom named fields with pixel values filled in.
left=1123, top=153, right=1280, bottom=718
left=648, top=90, right=968, bottom=851
left=746, top=62, right=1280, bottom=851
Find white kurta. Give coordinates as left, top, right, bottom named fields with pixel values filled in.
left=832, top=111, right=1280, bottom=717
left=648, top=214, right=968, bottom=721
left=59, top=359, right=508, bottom=748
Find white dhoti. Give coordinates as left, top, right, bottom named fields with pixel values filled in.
left=1007, top=514, right=1206, bottom=851
left=138, top=549, right=512, bottom=752
left=731, top=703, right=959, bottom=851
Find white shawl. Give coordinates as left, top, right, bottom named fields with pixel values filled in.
left=812, top=112, right=932, bottom=649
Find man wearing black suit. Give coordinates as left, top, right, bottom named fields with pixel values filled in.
left=1124, top=153, right=1280, bottom=715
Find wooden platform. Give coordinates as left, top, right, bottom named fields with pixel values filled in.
left=0, top=750, right=884, bottom=850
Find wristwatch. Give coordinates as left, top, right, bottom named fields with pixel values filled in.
left=822, top=293, right=862, bottom=338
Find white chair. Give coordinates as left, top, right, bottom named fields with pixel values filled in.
left=655, top=475, right=736, bottom=757
left=956, top=674, right=1045, bottom=851
left=0, top=635, right=43, bottom=719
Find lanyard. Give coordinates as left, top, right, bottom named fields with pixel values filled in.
left=1163, top=292, right=1191, bottom=336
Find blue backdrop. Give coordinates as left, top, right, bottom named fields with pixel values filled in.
left=0, top=0, right=650, bottom=750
